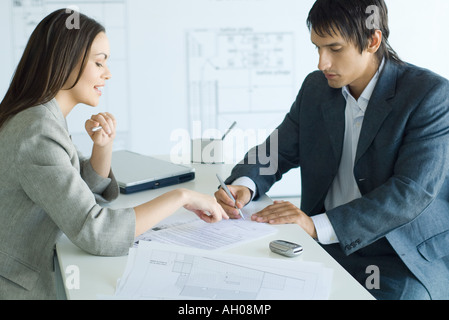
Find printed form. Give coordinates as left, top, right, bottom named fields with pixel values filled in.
left=134, top=195, right=278, bottom=251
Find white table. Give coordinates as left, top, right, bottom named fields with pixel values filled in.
left=56, top=161, right=374, bottom=300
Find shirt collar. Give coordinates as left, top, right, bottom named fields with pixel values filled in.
left=43, top=98, right=69, bottom=132
left=342, top=58, right=385, bottom=109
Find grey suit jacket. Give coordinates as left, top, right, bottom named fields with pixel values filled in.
left=0, top=99, right=135, bottom=300
left=226, top=60, right=449, bottom=299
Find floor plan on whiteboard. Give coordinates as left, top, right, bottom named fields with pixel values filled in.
left=187, top=28, right=297, bottom=131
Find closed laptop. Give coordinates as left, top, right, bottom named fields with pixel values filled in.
left=111, top=150, right=195, bottom=194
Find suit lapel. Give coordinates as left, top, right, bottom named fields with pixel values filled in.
left=321, top=92, right=346, bottom=165
left=355, top=61, right=398, bottom=163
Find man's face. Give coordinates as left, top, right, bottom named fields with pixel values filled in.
left=311, top=28, right=376, bottom=96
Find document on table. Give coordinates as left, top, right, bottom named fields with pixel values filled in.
left=109, top=242, right=333, bottom=300
left=134, top=195, right=277, bottom=251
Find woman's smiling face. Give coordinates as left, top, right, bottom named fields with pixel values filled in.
left=62, top=32, right=112, bottom=109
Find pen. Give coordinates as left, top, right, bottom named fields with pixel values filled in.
left=92, top=126, right=103, bottom=132
left=216, top=174, right=245, bottom=220
left=222, top=121, right=237, bottom=140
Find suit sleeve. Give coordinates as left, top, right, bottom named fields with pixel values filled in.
left=77, top=151, right=120, bottom=203
left=15, top=117, right=135, bottom=257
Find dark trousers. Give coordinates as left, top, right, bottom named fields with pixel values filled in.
left=322, top=238, right=431, bottom=300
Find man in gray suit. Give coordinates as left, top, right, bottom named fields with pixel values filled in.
left=215, top=0, right=449, bottom=300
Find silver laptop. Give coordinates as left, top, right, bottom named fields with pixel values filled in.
left=111, top=150, right=195, bottom=194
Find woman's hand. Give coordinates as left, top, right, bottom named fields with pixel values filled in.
left=85, top=112, right=116, bottom=147
left=86, top=112, right=116, bottom=178
left=183, top=189, right=230, bottom=223
left=134, top=189, right=230, bottom=237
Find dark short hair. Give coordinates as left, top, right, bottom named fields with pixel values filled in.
left=306, top=0, right=402, bottom=64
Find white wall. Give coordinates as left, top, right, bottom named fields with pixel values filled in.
left=388, top=0, right=449, bottom=80
left=0, top=0, right=13, bottom=99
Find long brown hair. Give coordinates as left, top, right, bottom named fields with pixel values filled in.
left=0, top=9, right=105, bottom=129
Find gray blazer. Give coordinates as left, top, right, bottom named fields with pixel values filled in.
left=226, top=60, right=449, bottom=299
left=0, top=99, right=135, bottom=300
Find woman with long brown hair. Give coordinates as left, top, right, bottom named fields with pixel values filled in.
left=0, top=9, right=228, bottom=300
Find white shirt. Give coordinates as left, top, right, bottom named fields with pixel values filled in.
left=234, top=60, right=385, bottom=245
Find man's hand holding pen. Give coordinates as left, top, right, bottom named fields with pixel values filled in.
left=214, top=184, right=252, bottom=219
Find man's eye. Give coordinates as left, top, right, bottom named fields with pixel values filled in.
left=331, top=48, right=342, bottom=53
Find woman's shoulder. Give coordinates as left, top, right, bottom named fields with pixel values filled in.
left=2, top=101, right=71, bottom=159
left=7, top=101, right=67, bottom=136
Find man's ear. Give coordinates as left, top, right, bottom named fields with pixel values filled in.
left=367, top=30, right=382, bottom=53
